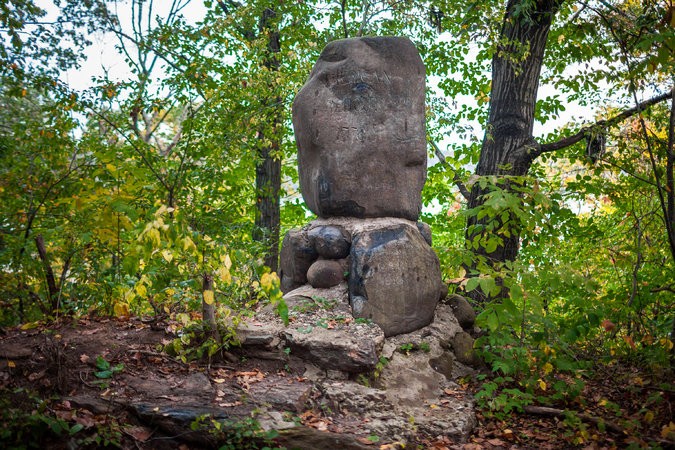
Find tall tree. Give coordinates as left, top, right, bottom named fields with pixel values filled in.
left=253, top=6, right=282, bottom=272
left=450, top=0, right=674, bottom=301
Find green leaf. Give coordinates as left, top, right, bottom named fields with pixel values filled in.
left=465, top=277, right=480, bottom=292
left=95, top=369, right=113, bottom=379
left=95, top=355, right=110, bottom=371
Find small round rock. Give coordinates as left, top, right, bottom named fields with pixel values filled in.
left=447, top=294, right=476, bottom=330
left=306, top=259, right=345, bottom=289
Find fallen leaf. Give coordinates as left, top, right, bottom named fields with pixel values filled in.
left=74, top=413, right=97, bottom=428
left=601, top=319, right=615, bottom=332
left=80, top=354, right=90, bottom=363
left=55, top=410, right=74, bottom=421
left=623, top=335, right=637, bottom=350
left=82, top=328, right=101, bottom=335
left=462, top=444, right=483, bottom=450
left=124, top=425, right=153, bottom=442
left=310, top=420, right=328, bottom=431
left=212, top=378, right=226, bottom=384
left=28, top=371, right=45, bottom=381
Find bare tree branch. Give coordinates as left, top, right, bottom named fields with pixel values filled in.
left=429, top=140, right=471, bottom=201
left=522, top=405, right=624, bottom=435
left=536, top=91, right=673, bottom=155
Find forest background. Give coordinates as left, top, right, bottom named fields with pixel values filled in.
left=1, top=0, right=674, bottom=445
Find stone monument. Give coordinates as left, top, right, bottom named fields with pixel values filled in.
left=279, top=36, right=444, bottom=337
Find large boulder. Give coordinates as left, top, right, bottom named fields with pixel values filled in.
left=293, top=36, right=427, bottom=221
left=349, top=221, right=442, bottom=336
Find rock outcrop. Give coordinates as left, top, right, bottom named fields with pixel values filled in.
left=233, top=294, right=477, bottom=445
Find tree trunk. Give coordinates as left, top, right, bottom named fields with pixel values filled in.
left=253, top=7, right=282, bottom=273
left=466, top=0, right=562, bottom=301
left=35, top=234, right=59, bottom=312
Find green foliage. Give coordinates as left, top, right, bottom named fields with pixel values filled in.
left=0, top=6, right=673, bottom=441
left=398, top=341, right=431, bottom=355
left=0, top=388, right=88, bottom=449
left=0, top=388, right=122, bottom=449
left=469, top=155, right=673, bottom=418
left=163, top=322, right=236, bottom=364
left=94, top=355, right=124, bottom=379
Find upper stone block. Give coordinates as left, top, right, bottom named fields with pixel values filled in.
left=293, top=36, right=427, bottom=221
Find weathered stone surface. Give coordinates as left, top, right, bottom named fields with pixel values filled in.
left=279, top=228, right=318, bottom=293
left=283, top=323, right=383, bottom=373
left=248, top=378, right=313, bottom=412
left=307, top=259, right=344, bottom=289
left=447, top=294, right=476, bottom=330
left=349, top=222, right=442, bottom=336
left=429, top=352, right=455, bottom=380
left=308, top=225, right=351, bottom=259
left=451, top=331, right=480, bottom=367
left=417, top=221, right=432, bottom=246
left=234, top=294, right=476, bottom=444
left=236, top=320, right=284, bottom=349
left=275, top=427, right=373, bottom=450
left=293, top=36, right=427, bottom=221
left=374, top=305, right=476, bottom=441
left=282, top=283, right=349, bottom=311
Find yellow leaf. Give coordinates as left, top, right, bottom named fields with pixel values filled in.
left=557, top=34, right=565, bottom=44
left=8, top=360, right=16, bottom=368
left=644, top=410, right=654, bottom=423
left=538, top=379, right=547, bottom=391
left=203, top=289, right=215, bottom=305
left=218, top=266, right=232, bottom=284
left=145, top=228, right=160, bottom=247
left=114, top=302, right=130, bottom=317
left=20, top=321, right=40, bottom=330
left=176, top=313, right=190, bottom=325
left=135, top=284, right=147, bottom=297
left=662, top=421, right=675, bottom=439
left=261, top=272, right=273, bottom=291
left=224, top=254, right=232, bottom=270
left=161, top=250, right=174, bottom=263
left=542, top=362, right=553, bottom=375
left=183, top=236, right=196, bottom=252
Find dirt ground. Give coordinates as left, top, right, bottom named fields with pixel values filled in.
left=0, top=316, right=673, bottom=449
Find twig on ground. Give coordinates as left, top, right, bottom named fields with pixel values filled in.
left=522, top=405, right=624, bottom=434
